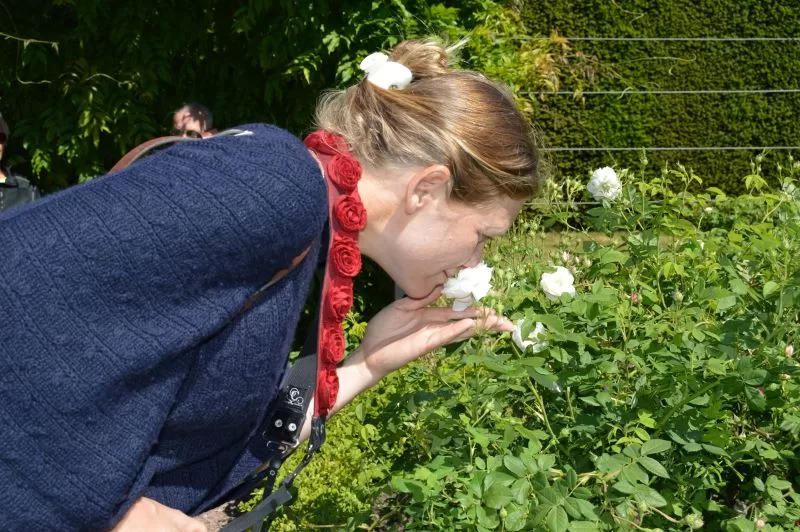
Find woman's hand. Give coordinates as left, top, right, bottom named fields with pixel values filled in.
left=298, top=288, right=513, bottom=441
left=110, top=497, right=207, bottom=532
left=357, top=288, right=514, bottom=382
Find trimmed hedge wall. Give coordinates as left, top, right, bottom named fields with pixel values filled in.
left=521, top=0, right=800, bottom=193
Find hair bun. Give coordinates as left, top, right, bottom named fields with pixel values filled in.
left=389, top=39, right=452, bottom=80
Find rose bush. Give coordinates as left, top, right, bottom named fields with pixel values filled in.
left=257, top=155, right=800, bottom=532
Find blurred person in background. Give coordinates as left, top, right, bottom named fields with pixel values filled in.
left=172, top=102, right=215, bottom=138
left=0, top=113, right=39, bottom=212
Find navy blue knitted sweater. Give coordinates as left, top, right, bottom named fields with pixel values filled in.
left=0, top=124, right=328, bottom=530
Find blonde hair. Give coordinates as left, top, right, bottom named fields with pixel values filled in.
left=314, top=39, right=543, bottom=203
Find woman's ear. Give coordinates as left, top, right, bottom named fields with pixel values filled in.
left=404, top=165, right=452, bottom=214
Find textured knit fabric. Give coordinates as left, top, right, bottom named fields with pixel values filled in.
left=0, top=124, right=328, bottom=530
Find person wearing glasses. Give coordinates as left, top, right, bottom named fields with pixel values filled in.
left=0, top=114, right=40, bottom=212
left=172, top=102, right=215, bottom=139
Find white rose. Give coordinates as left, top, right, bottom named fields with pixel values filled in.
left=442, top=262, right=493, bottom=311
left=512, top=320, right=548, bottom=353
left=587, top=166, right=622, bottom=201
left=540, top=266, right=576, bottom=300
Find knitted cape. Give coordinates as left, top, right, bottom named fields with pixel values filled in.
left=0, top=124, right=328, bottom=530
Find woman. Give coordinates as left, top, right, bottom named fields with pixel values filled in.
left=0, top=39, right=541, bottom=530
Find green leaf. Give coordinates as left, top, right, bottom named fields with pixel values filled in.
left=641, top=438, right=672, bottom=455
left=477, top=506, right=501, bottom=529
left=730, top=278, right=749, bottom=295
left=717, top=295, right=737, bottom=311
left=638, top=456, right=670, bottom=478
left=569, top=522, right=601, bottom=531
left=763, top=281, right=780, bottom=298
left=483, top=482, right=513, bottom=509
left=546, top=506, right=569, bottom=532
left=569, top=497, right=599, bottom=520
left=530, top=314, right=565, bottom=334
left=723, top=516, right=757, bottom=532
left=753, top=477, right=765, bottom=491
left=634, top=485, right=667, bottom=507
left=511, top=478, right=531, bottom=504
left=701, top=444, right=730, bottom=457
left=598, top=249, right=629, bottom=265
left=505, top=506, right=528, bottom=531
left=504, top=455, right=527, bottom=478
left=612, top=480, right=636, bottom=495
left=620, top=463, right=649, bottom=485
left=538, top=486, right=565, bottom=506
left=391, top=476, right=425, bottom=501
left=767, top=476, right=792, bottom=491
left=744, top=386, right=767, bottom=412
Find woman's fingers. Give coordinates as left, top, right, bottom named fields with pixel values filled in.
left=422, top=306, right=514, bottom=331
left=475, top=311, right=515, bottom=332
left=425, top=318, right=477, bottom=347
left=424, top=313, right=514, bottom=349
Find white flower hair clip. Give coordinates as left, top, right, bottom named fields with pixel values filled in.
left=359, top=52, right=412, bottom=90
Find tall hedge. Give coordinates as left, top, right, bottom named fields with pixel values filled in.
left=520, top=0, right=800, bottom=193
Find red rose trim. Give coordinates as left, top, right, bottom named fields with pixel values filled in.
left=330, top=233, right=362, bottom=278
left=327, top=277, right=354, bottom=321
left=334, top=194, right=367, bottom=232
left=327, top=154, right=361, bottom=194
left=316, top=368, right=339, bottom=413
left=304, top=130, right=349, bottom=156
left=321, top=325, right=346, bottom=365
left=304, top=130, right=366, bottom=417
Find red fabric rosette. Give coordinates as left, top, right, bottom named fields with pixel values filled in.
left=334, top=194, right=367, bottom=232
left=304, top=130, right=348, bottom=155
left=326, top=276, right=354, bottom=321
left=320, top=324, right=346, bottom=365
left=330, top=233, right=362, bottom=278
left=316, top=367, right=340, bottom=414
left=326, top=154, right=362, bottom=194
left=305, top=129, right=366, bottom=418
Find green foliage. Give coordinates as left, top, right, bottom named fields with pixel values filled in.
left=253, top=158, right=800, bottom=530
left=519, top=0, right=800, bottom=194
left=0, top=0, right=589, bottom=193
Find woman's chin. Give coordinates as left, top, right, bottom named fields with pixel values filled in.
left=404, top=283, right=442, bottom=301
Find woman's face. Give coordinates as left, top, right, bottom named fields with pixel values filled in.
left=362, top=165, right=524, bottom=299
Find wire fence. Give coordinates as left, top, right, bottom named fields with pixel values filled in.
left=542, top=146, right=800, bottom=152
left=526, top=35, right=799, bottom=154
left=515, top=36, right=800, bottom=42
left=529, top=89, right=800, bottom=96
